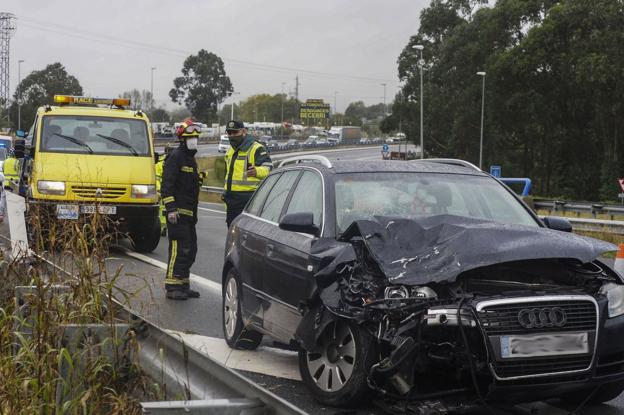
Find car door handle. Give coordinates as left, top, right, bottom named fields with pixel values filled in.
left=266, top=243, right=275, bottom=256
left=241, top=233, right=248, bottom=241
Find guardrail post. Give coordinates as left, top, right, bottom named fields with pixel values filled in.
left=591, top=204, right=604, bottom=219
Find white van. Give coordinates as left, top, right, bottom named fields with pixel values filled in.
left=218, top=135, right=230, bottom=153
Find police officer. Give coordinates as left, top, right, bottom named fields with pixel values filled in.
left=162, top=119, right=202, bottom=300
left=223, top=120, right=273, bottom=227
left=3, top=150, right=19, bottom=191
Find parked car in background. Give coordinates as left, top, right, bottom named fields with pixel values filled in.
left=386, top=137, right=396, bottom=143
left=259, top=135, right=273, bottom=146
left=372, top=137, right=383, bottom=144
left=359, top=137, right=370, bottom=144
left=286, top=138, right=299, bottom=148
left=305, top=135, right=319, bottom=146
left=222, top=156, right=624, bottom=409
left=218, top=135, right=230, bottom=153
left=316, top=138, right=328, bottom=145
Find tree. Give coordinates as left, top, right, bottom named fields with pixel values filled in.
left=236, top=94, right=301, bottom=124
left=149, top=107, right=170, bottom=123
left=9, top=63, right=82, bottom=130
left=394, top=0, right=623, bottom=200
left=169, top=49, right=233, bottom=122
left=120, top=89, right=153, bottom=110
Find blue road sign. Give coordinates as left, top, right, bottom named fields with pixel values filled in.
left=490, top=165, right=501, bottom=178
left=382, top=144, right=389, bottom=152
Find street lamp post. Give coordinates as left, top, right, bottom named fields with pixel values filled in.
left=281, top=82, right=286, bottom=128
left=381, top=83, right=387, bottom=116
left=333, top=91, right=338, bottom=116
left=477, top=71, right=486, bottom=169
left=412, top=45, right=425, bottom=158
left=17, top=59, right=24, bottom=130
left=230, top=91, right=240, bottom=120
left=150, top=67, right=156, bottom=110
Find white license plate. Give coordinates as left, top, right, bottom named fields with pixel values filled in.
left=80, top=205, right=117, bottom=215
left=501, top=332, right=589, bottom=359
left=57, top=204, right=79, bottom=220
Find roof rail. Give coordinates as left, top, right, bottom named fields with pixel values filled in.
left=278, top=155, right=333, bottom=168
left=412, top=158, right=481, bottom=172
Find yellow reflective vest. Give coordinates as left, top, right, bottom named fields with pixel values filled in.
left=3, top=156, right=19, bottom=183
left=224, top=139, right=272, bottom=193
left=155, top=159, right=164, bottom=192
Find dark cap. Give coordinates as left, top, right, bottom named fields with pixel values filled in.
left=226, top=120, right=245, bottom=132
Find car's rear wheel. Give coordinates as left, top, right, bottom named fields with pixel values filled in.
left=222, top=269, right=263, bottom=350
left=298, top=319, right=375, bottom=407
left=563, top=380, right=624, bottom=405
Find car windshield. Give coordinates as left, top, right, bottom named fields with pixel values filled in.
left=40, top=115, right=151, bottom=156
left=335, top=172, right=538, bottom=233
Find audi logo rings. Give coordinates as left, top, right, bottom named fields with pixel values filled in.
left=517, top=307, right=567, bottom=329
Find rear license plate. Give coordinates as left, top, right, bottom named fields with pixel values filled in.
left=500, top=332, right=589, bottom=359
left=80, top=205, right=117, bottom=215
left=57, top=204, right=79, bottom=220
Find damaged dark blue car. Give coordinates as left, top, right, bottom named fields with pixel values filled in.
left=221, top=157, right=624, bottom=410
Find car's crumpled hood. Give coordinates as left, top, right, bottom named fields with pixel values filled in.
left=312, top=215, right=616, bottom=286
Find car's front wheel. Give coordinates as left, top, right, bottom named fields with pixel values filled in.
left=298, top=319, right=376, bottom=407
left=222, top=269, right=263, bottom=350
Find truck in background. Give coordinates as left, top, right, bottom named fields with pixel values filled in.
left=327, top=126, right=362, bottom=143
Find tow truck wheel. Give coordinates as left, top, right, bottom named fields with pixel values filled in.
left=298, top=319, right=375, bottom=407
left=130, top=218, right=160, bottom=253
left=222, top=268, right=263, bottom=350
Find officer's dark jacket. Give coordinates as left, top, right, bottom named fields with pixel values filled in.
left=162, top=143, right=200, bottom=221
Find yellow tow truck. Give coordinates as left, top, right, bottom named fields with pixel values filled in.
left=15, top=95, right=160, bottom=252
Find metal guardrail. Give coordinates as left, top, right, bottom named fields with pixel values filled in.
left=535, top=199, right=624, bottom=219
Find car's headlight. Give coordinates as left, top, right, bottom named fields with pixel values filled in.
left=37, top=180, right=65, bottom=195
left=600, top=283, right=624, bottom=318
left=131, top=184, right=156, bottom=199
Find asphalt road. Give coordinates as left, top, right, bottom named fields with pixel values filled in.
left=5, top=145, right=624, bottom=414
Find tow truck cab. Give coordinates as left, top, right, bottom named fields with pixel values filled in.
left=18, top=95, right=161, bottom=252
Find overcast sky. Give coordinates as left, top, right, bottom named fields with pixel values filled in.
left=4, top=0, right=427, bottom=113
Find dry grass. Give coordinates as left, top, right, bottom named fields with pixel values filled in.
left=0, top=204, right=159, bottom=414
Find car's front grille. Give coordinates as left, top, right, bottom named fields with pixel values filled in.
left=493, top=355, right=592, bottom=378
left=476, top=296, right=598, bottom=380
left=71, top=185, right=126, bottom=199
left=478, top=300, right=596, bottom=335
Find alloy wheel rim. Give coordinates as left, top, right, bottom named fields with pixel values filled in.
left=305, top=320, right=356, bottom=393
left=224, top=277, right=238, bottom=339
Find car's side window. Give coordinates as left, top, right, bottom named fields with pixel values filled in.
left=259, top=170, right=300, bottom=223
left=284, top=170, right=323, bottom=227
left=246, top=173, right=281, bottom=216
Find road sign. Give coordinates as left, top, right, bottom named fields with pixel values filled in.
left=490, top=165, right=501, bottom=178
left=299, top=99, right=330, bottom=120
left=618, top=178, right=624, bottom=192
left=382, top=144, right=389, bottom=152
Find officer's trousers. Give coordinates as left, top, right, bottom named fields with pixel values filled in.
left=165, top=218, right=197, bottom=292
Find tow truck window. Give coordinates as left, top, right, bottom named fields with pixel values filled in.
left=40, top=116, right=151, bottom=156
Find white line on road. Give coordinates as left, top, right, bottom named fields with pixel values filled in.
left=199, top=207, right=226, bottom=214
left=121, top=249, right=222, bottom=293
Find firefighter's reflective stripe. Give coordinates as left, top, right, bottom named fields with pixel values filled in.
left=165, top=278, right=185, bottom=285
left=178, top=208, right=194, bottom=217
left=163, top=196, right=175, bottom=204
left=224, top=141, right=269, bottom=192
left=181, top=166, right=194, bottom=173
left=167, top=240, right=177, bottom=278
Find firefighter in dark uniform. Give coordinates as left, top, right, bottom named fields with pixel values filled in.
left=162, top=119, right=203, bottom=300
left=223, top=120, right=273, bottom=227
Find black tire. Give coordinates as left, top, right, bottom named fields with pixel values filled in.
left=222, top=268, right=263, bottom=350
left=563, top=380, right=624, bottom=405
left=131, top=218, right=160, bottom=253
left=298, top=319, right=376, bottom=407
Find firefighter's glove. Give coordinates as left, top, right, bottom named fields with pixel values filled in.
left=167, top=211, right=179, bottom=224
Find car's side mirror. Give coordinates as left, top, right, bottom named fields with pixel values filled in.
left=543, top=216, right=573, bottom=233
left=15, top=130, right=28, bottom=138
left=279, top=212, right=319, bottom=236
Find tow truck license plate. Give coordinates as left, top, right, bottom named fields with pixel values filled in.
left=57, top=204, right=79, bottom=220
left=500, top=332, right=589, bottom=359
left=80, top=205, right=117, bottom=215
